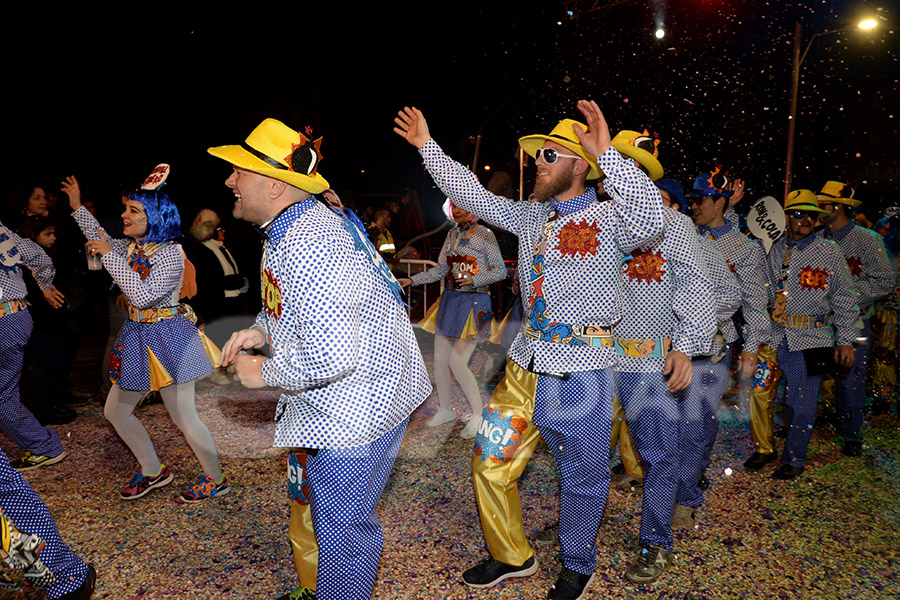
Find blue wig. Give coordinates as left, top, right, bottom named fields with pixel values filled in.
left=127, top=188, right=181, bottom=243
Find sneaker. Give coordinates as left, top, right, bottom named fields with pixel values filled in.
left=57, top=564, right=97, bottom=600
left=625, top=544, right=673, bottom=584
left=771, top=464, right=804, bottom=480
left=462, top=556, right=538, bottom=588
left=275, top=586, right=316, bottom=600
left=120, top=466, right=174, bottom=500
left=547, top=567, right=595, bottom=600
left=460, top=416, right=482, bottom=440
left=179, top=474, right=231, bottom=503
left=532, top=522, right=559, bottom=547
left=671, top=504, right=697, bottom=530
left=10, top=451, right=68, bottom=471
left=743, top=451, right=777, bottom=471
left=425, top=408, right=456, bottom=427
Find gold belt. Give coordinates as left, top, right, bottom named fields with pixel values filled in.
left=127, top=303, right=197, bottom=324
left=0, top=299, right=29, bottom=317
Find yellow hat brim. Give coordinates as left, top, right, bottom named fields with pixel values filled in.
left=518, top=134, right=603, bottom=180
left=815, top=194, right=861, bottom=208
left=207, top=144, right=330, bottom=194
left=611, top=140, right=664, bottom=182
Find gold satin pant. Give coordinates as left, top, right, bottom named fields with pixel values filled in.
left=471, top=360, right=544, bottom=567
left=288, top=452, right=318, bottom=589
left=749, top=344, right=781, bottom=455
left=610, top=394, right=644, bottom=478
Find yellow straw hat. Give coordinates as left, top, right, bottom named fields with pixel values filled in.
left=611, top=129, right=664, bottom=181
left=785, top=189, right=828, bottom=216
left=815, top=181, right=860, bottom=208
left=518, top=119, right=602, bottom=180
left=207, top=118, right=329, bottom=194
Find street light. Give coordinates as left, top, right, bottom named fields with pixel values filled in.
left=783, top=18, right=878, bottom=199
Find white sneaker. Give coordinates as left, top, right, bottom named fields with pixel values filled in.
left=426, top=408, right=457, bottom=427
left=460, top=416, right=482, bottom=439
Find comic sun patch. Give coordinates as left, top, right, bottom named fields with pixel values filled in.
left=262, top=268, right=283, bottom=320
left=555, top=219, right=602, bottom=258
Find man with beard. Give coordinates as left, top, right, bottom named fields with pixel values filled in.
left=395, top=100, right=663, bottom=600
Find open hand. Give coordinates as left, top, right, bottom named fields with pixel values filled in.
left=394, top=107, right=432, bottom=149
left=727, top=178, right=746, bottom=209
left=572, top=100, right=612, bottom=158
left=61, top=176, right=82, bottom=210
left=42, top=285, right=65, bottom=309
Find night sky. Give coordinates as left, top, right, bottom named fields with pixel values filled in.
left=6, top=0, right=899, bottom=229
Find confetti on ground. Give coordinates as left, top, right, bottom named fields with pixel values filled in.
left=6, top=333, right=899, bottom=599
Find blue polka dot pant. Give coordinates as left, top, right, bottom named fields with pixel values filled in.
left=0, top=311, right=63, bottom=458
left=700, top=344, right=733, bottom=472
left=616, top=371, right=678, bottom=550
left=777, top=339, right=822, bottom=468
left=532, top=368, right=614, bottom=575
left=0, top=447, right=88, bottom=598
left=305, top=417, right=408, bottom=600
left=835, top=318, right=870, bottom=444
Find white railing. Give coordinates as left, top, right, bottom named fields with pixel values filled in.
left=395, top=259, right=442, bottom=321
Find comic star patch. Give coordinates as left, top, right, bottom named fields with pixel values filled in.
left=798, top=266, right=828, bottom=291
left=623, top=249, right=667, bottom=284
left=474, top=407, right=529, bottom=464
left=845, top=257, right=863, bottom=277
left=288, top=452, right=311, bottom=505
left=555, top=219, right=602, bottom=258
left=262, top=268, right=283, bottom=320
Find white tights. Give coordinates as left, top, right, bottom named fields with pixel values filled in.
left=433, top=334, right=484, bottom=419
left=104, top=381, right=222, bottom=481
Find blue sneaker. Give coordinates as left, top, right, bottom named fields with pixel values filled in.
left=179, top=475, right=230, bottom=503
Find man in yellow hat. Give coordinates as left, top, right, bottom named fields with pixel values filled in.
left=395, top=100, right=664, bottom=600
left=208, top=118, right=432, bottom=600
left=752, top=190, right=860, bottom=478
left=816, top=181, right=895, bottom=456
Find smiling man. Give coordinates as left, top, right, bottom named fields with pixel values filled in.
left=396, top=100, right=664, bottom=600
left=208, top=118, right=431, bottom=600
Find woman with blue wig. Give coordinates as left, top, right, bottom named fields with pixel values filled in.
left=61, top=169, right=227, bottom=503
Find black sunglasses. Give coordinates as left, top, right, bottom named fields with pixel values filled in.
left=788, top=210, right=817, bottom=220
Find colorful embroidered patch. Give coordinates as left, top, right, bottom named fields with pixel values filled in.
left=0, top=226, right=24, bottom=277
left=846, top=257, right=863, bottom=277
left=448, top=254, right=479, bottom=277
left=555, top=219, right=602, bottom=258
left=109, top=343, right=124, bottom=382
left=262, top=268, right=283, bottom=320
left=288, top=452, right=311, bottom=506
left=474, top=407, right=528, bottom=464
left=623, top=249, right=667, bottom=284
left=753, top=359, right=778, bottom=391
left=798, top=266, right=828, bottom=291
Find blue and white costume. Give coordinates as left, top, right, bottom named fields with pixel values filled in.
left=764, top=233, right=860, bottom=467
left=73, top=207, right=214, bottom=390
left=820, top=223, right=895, bottom=445
left=613, top=207, right=717, bottom=550
left=419, top=138, right=663, bottom=576
left=0, top=220, right=64, bottom=460
left=257, top=199, right=431, bottom=599
left=411, top=223, right=506, bottom=340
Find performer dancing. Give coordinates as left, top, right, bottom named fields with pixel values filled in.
left=398, top=201, right=506, bottom=439
left=396, top=100, right=664, bottom=600
left=62, top=171, right=226, bottom=502
left=210, top=118, right=431, bottom=600
left=0, top=216, right=67, bottom=471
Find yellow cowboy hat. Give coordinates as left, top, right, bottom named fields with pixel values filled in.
left=785, top=189, right=828, bottom=216
left=611, top=129, right=664, bottom=181
left=815, top=181, right=860, bottom=208
left=518, top=119, right=602, bottom=180
left=207, top=118, right=329, bottom=194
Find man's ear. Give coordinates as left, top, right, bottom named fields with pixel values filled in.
left=267, top=178, right=289, bottom=200
left=574, top=158, right=590, bottom=177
